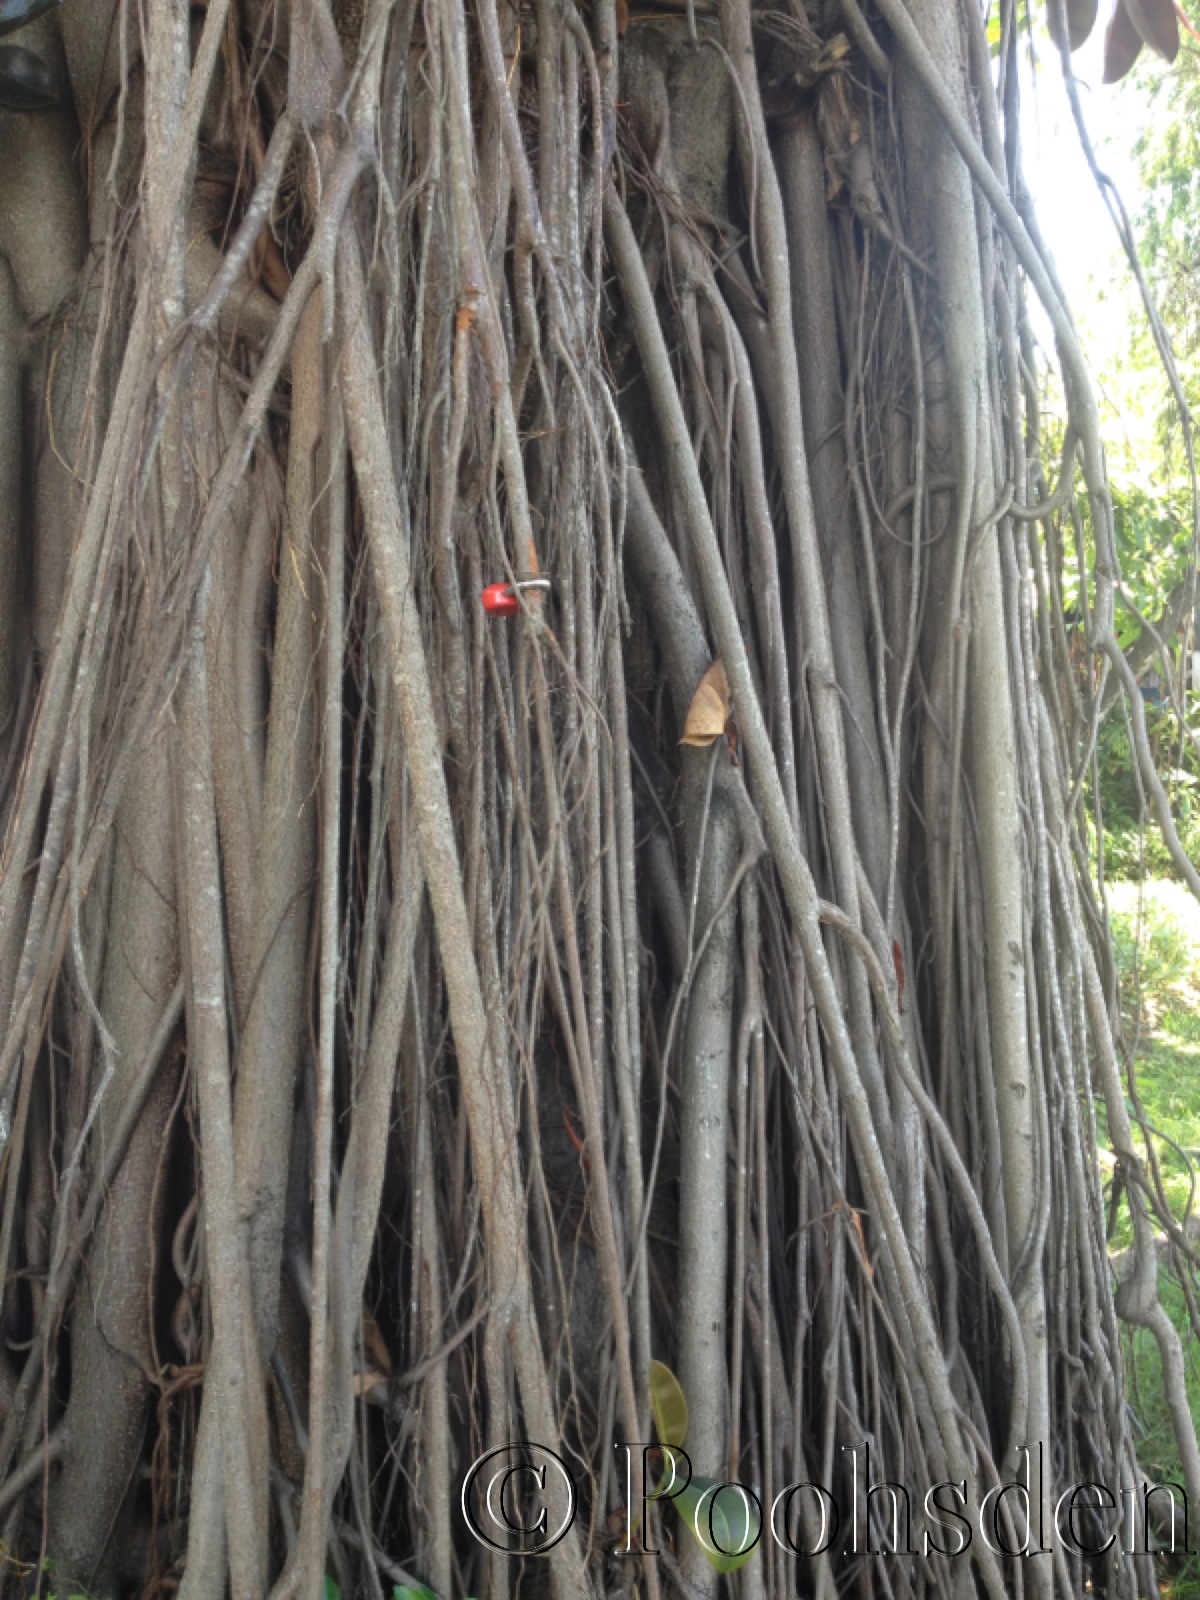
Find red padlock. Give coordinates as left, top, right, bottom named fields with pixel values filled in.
left=481, top=578, right=551, bottom=617
left=481, top=582, right=519, bottom=617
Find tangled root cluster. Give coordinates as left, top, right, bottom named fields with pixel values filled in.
left=0, top=2, right=1194, bottom=1598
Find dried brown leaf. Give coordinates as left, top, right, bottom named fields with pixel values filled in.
left=353, top=1370, right=390, bottom=1401
left=251, top=231, right=293, bottom=302
left=679, top=658, right=731, bottom=747
left=1048, top=0, right=1099, bottom=50
left=362, top=1309, right=393, bottom=1376
left=1125, top=0, right=1178, bottom=58
left=1103, top=0, right=1143, bottom=80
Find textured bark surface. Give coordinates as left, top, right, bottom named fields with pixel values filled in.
left=0, top=1, right=1194, bottom=1598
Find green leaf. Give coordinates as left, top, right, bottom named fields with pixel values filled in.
left=324, top=1579, right=341, bottom=1600
left=674, top=1474, right=761, bottom=1575
left=648, top=1359, right=688, bottom=1448
left=392, top=1586, right=439, bottom=1600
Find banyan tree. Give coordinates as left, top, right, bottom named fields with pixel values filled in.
left=0, top=0, right=1194, bottom=1596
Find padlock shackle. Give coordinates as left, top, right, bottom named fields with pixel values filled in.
left=480, top=577, right=551, bottom=617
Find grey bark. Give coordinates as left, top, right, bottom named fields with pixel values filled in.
left=47, top=732, right=180, bottom=1591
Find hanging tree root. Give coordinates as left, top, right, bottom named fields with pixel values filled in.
left=0, top=1, right=1194, bottom=1598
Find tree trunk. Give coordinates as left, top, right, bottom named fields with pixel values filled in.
left=0, top=0, right=1191, bottom=1597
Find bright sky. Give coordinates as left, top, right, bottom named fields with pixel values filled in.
left=1020, top=25, right=1150, bottom=319
left=1018, top=28, right=1173, bottom=482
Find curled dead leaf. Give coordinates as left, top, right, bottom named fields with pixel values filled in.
left=362, top=1308, right=393, bottom=1376
left=250, top=230, right=292, bottom=302
left=832, top=1200, right=873, bottom=1281
left=680, top=658, right=732, bottom=748
left=791, top=32, right=851, bottom=88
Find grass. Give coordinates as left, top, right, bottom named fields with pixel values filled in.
left=1105, top=878, right=1200, bottom=1597
left=1124, top=1273, right=1200, bottom=1599
left=1107, top=879, right=1200, bottom=1233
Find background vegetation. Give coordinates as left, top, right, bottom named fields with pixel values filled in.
left=2, top=2, right=1200, bottom=1599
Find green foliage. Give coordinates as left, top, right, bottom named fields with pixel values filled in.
left=1095, top=688, right=1200, bottom=884
left=646, top=1360, right=759, bottom=1573
left=667, top=1474, right=760, bottom=1575
left=324, top=1578, right=468, bottom=1600
left=1102, top=884, right=1200, bottom=1595
left=1065, top=45, right=1199, bottom=853
left=648, top=1358, right=689, bottom=1449
left=1105, top=880, right=1200, bottom=1228
left=1093, top=61, right=1200, bottom=1600
left=1125, top=1273, right=1200, bottom=1598
left=1110, top=481, right=1193, bottom=634
left=29, top=1554, right=92, bottom=1600
left=1109, top=878, right=1200, bottom=1018
left=985, top=0, right=1031, bottom=51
